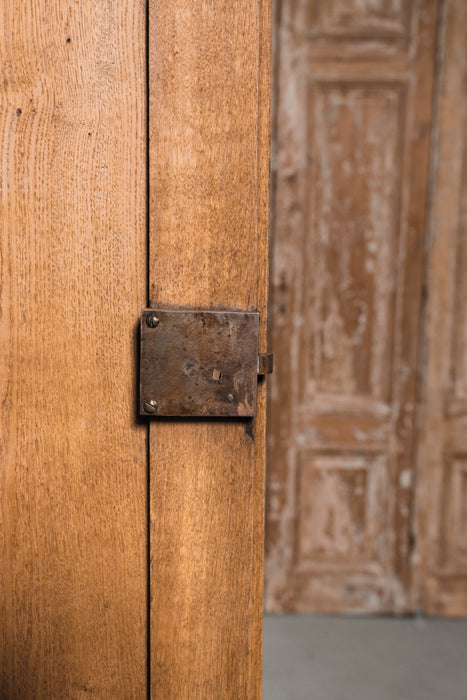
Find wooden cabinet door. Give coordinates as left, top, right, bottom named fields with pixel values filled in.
left=1, top=2, right=271, bottom=697
left=266, top=0, right=438, bottom=614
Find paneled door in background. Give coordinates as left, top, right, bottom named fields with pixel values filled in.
left=414, top=0, right=467, bottom=616
left=266, top=0, right=439, bottom=614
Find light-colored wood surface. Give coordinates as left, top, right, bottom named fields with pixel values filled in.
left=148, top=0, right=271, bottom=697
left=414, top=0, right=467, bottom=616
left=266, top=0, right=438, bottom=614
left=0, top=2, right=147, bottom=696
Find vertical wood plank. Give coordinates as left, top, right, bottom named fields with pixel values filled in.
left=414, top=0, right=467, bottom=615
left=148, top=1, right=271, bottom=697
left=0, top=1, right=147, bottom=696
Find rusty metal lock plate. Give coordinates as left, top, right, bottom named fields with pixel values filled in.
left=140, top=308, right=260, bottom=417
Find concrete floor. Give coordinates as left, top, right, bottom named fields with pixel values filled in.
left=263, top=614, right=467, bottom=700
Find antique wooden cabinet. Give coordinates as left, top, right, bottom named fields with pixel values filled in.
left=0, top=1, right=271, bottom=697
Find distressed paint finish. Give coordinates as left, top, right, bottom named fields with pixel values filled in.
left=317, top=0, right=412, bottom=37
left=414, top=0, right=467, bottom=616
left=307, top=85, right=404, bottom=401
left=266, top=0, right=438, bottom=613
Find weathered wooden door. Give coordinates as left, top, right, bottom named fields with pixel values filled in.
left=414, top=0, right=467, bottom=616
left=266, top=0, right=438, bottom=614
left=1, top=1, right=271, bottom=698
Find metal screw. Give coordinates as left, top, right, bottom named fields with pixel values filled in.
left=143, top=400, right=158, bottom=414
left=227, top=393, right=234, bottom=402
left=146, top=314, right=160, bottom=328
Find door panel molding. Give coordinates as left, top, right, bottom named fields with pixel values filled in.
left=266, top=0, right=438, bottom=614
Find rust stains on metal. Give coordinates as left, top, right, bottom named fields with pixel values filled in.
left=140, top=308, right=260, bottom=417
left=258, top=353, right=274, bottom=375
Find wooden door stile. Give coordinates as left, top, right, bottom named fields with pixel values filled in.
left=148, top=1, right=272, bottom=697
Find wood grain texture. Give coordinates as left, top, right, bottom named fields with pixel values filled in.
left=148, top=1, right=271, bottom=697
left=414, top=0, right=467, bottom=616
left=265, top=0, right=438, bottom=614
left=0, top=1, right=147, bottom=696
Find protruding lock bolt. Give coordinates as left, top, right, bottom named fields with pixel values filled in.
left=143, top=400, right=158, bottom=414
left=146, top=314, right=160, bottom=328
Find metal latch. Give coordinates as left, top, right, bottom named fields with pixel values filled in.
left=139, top=308, right=273, bottom=417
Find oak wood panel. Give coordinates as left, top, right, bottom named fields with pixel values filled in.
left=266, top=0, right=438, bottom=614
left=0, top=2, right=147, bottom=696
left=414, top=0, right=467, bottom=616
left=148, top=1, right=271, bottom=697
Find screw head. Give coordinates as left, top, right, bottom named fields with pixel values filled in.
left=146, top=314, right=160, bottom=328
left=143, top=400, right=158, bottom=414
left=227, top=393, right=234, bottom=402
